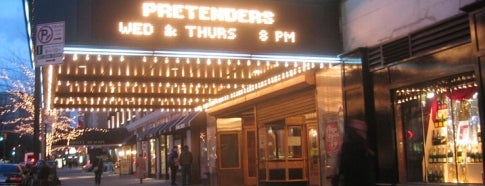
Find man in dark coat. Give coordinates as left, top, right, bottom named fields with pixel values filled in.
left=179, top=145, right=193, bottom=185
left=94, top=156, right=104, bottom=186
left=168, top=146, right=179, bottom=185
left=339, top=119, right=376, bottom=186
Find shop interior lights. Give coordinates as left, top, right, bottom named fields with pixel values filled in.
left=47, top=47, right=340, bottom=111
left=395, top=74, right=477, bottom=104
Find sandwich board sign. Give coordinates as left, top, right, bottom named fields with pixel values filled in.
left=35, top=21, right=65, bottom=66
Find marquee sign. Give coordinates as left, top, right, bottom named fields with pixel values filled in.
left=118, top=2, right=295, bottom=44
left=35, top=0, right=341, bottom=55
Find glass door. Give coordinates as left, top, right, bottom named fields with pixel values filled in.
left=307, top=124, right=320, bottom=185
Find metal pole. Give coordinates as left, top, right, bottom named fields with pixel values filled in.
left=28, top=0, right=42, bottom=161
left=34, top=66, right=41, bottom=160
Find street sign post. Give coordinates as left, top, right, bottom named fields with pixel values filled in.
left=35, top=21, right=65, bottom=66
left=34, top=21, right=65, bottom=161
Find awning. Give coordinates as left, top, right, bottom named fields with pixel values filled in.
left=172, top=112, right=199, bottom=131
left=53, top=127, right=130, bottom=147
left=139, top=124, right=165, bottom=141
left=136, top=112, right=202, bottom=140
left=160, top=112, right=201, bottom=134
left=158, top=116, right=185, bottom=135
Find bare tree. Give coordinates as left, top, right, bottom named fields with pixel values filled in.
left=0, top=64, right=83, bottom=156
left=0, top=65, right=35, bottom=135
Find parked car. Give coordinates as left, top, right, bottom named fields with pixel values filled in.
left=0, top=163, right=30, bottom=186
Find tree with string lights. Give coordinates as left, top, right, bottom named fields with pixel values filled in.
left=0, top=64, right=82, bottom=160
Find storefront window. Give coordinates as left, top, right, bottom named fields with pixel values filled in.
left=149, top=139, right=156, bottom=176
left=258, top=117, right=308, bottom=182
left=159, top=136, right=166, bottom=177
left=267, top=125, right=285, bottom=160
left=395, top=72, right=482, bottom=184
left=288, top=126, right=302, bottom=158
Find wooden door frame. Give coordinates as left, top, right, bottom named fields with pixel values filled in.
left=242, top=127, right=258, bottom=185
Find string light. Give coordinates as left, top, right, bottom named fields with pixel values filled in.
left=53, top=51, right=340, bottom=111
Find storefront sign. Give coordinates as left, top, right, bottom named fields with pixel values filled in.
left=69, top=140, right=106, bottom=146
left=175, top=122, right=188, bottom=130
left=88, top=0, right=341, bottom=54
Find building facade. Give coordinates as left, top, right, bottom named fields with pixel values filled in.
left=340, top=0, right=485, bottom=184
left=32, top=0, right=485, bottom=185
left=33, top=1, right=342, bottom=186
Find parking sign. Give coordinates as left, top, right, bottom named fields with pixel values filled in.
left=35, top=22, right=65, bottom=66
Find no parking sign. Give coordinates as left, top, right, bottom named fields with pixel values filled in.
left=35, top=21, right=65, bottom=66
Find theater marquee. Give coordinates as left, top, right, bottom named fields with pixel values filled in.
left=82, top=0, right=341, bottom=54
left=118, top=2, right=295, bottom=43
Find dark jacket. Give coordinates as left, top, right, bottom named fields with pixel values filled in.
left=168, top=151, right=179, bottom=167
left=339, top=128, right=375, bottom=186
left=179, top=149, right=193, bottom=166
left=94, top=159, right=104, bottom=174
left=37, top=164, right=50, bottom=180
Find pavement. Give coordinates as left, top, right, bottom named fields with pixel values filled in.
left=56, top=167, right=204, bottom=186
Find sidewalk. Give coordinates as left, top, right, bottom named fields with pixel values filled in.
left=57, top=167, right=204, bottom=186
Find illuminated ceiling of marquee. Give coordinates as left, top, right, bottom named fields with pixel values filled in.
left=45, top=47, right=340, bottom=112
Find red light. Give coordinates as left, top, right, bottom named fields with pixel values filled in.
left=29, top=158, right=35, bottom=163
left=407, top=130, right=414, bottom=139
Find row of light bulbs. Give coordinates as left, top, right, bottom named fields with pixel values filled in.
left=56, top=82, right=236, bottom=95
left=52, top=50, right=340, bottom=111
left=70, top=53, right=327, bottom=68
left=53, top=63, right=319, bottom=111
left=67, top=54, right=326, bottom=71
left=58, top=81, right=249, bottom=90
left=55, top=97, right=205, bottom=105
left=203, top=63, right=315, bottom=109
left=395, top=82, right=478, bottom=104
left=56, top=107, right=202, bottom=112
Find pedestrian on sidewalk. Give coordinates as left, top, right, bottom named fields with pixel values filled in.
left=94, top=156, right=104, bottom=186
left=338, top=119, right=375, bottom=186
left=168, top=146, right=179, bottom=185
left=136, top=154, right=147, bottom=183
left=179, top=145, right=193, bottom=185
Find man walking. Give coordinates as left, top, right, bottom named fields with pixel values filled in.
left=179, top=145, right=193, bottom=185
left=93, top=156, right=104, bottom=186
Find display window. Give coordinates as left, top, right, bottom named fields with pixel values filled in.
left=149, top=139, right=156, bottom=176
left=394, top=72, right=482, bottom=184
left=159, top=136, right=167, bottom=177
